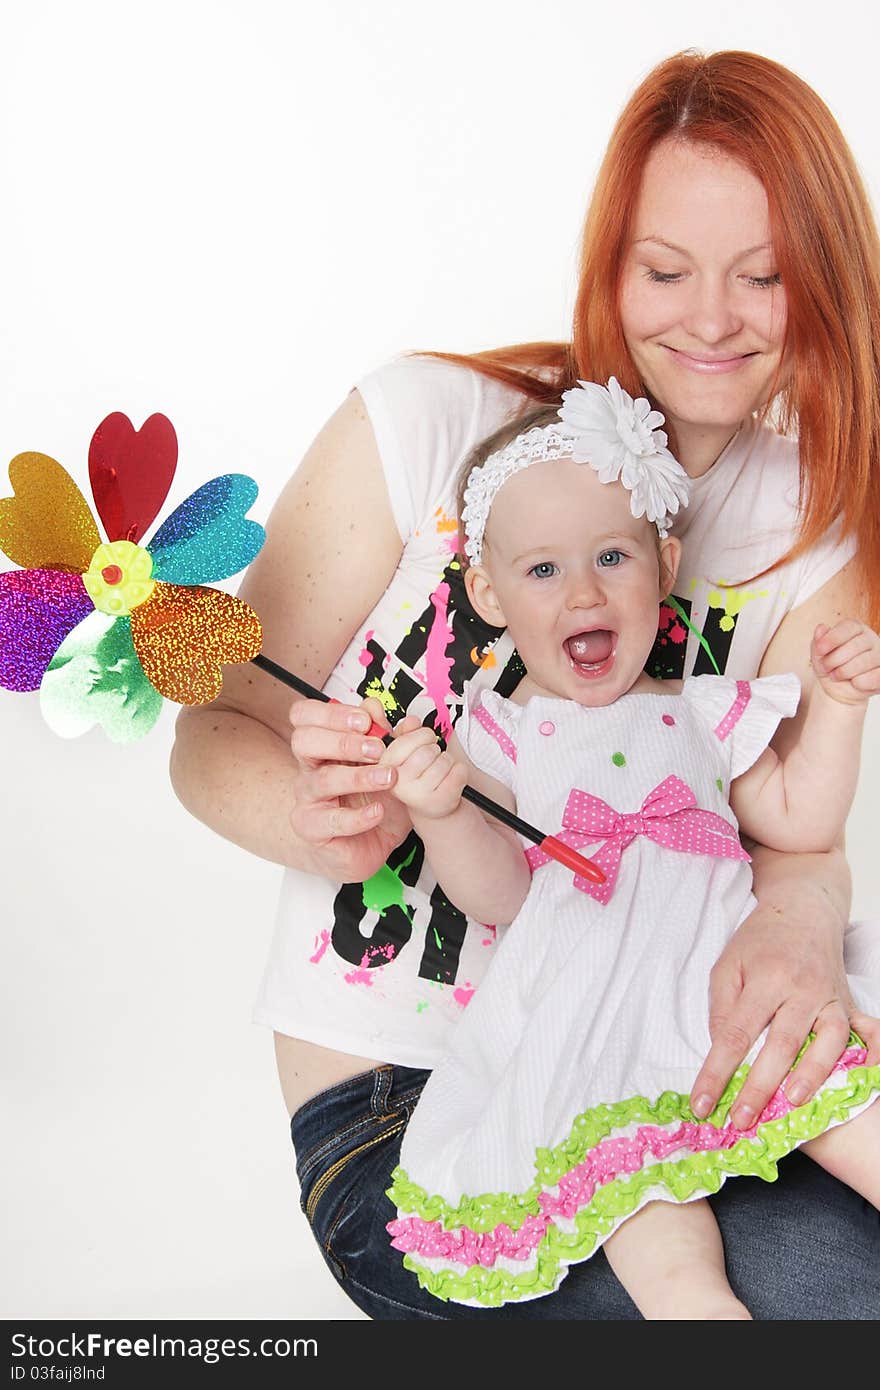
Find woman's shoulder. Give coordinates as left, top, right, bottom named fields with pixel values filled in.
left=356, top=352, right=530, bottom=420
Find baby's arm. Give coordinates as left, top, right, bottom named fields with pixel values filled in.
left=379, top=719, right=531, bottom=925
left=731, top=621, right=880, bottom=851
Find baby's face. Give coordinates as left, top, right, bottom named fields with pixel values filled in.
left=468, top=458, right=678, bottom=706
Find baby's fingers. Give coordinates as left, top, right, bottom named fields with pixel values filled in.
left=380, top=726, right=440, bottom=767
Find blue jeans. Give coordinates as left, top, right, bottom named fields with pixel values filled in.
left=291, top=1064, right=880, bottom=1320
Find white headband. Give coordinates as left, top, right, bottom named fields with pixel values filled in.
left=461, top=377, right=689, bottom=566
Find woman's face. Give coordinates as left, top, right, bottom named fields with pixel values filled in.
left=619, top=139, right=788, bottom=465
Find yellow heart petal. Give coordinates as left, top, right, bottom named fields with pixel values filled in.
left=0, top=452, right=101, bottom=572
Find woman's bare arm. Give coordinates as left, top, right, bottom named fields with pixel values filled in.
left=690, top=559, right=880, bottom=1126
left=169, top=389, right=412, bottom=879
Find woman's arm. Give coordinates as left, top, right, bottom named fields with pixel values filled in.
left=689, top=560, right=880, bottom=1127
left=169, top=389, right=414, bottom=882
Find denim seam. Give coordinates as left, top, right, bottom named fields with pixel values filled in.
left=343, top=1271, right=448, bottom=1321
left=295, top=1081, right=426, bottom=1182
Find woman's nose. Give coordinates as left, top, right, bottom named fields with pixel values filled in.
left=681, top=274, right=743, bottom=345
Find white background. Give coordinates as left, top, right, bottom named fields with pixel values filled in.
left=2, top=0, right=879, bottom=1320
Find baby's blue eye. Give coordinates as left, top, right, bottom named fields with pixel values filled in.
left=529, top=562, right=558, bottom=579
left=598, top=550, right=624, bottom=567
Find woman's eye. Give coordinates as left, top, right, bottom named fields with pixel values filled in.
left=528, top=562, right=558, bottom=579
left=744, top=272, right=782, bottom=288
left=644, top=269, right=683, bottom=284
left=598, top=550, right=624, bottom=567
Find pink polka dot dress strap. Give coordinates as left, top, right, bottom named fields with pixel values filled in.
left=714, top=680, right=752, bottom=742
left=473, top=700, right=517, bottom=763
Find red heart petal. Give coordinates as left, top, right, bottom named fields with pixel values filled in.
left=88, top=412, right=177, bottom=543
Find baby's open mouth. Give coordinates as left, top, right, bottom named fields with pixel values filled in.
left=565, top=629, right=616, bottom=674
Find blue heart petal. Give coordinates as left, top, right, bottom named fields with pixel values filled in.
left=147, top=474, right=265, bottom=585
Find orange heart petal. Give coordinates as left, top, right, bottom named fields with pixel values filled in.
left=0, top=452, right=101, bottom=572
left=129, top=582, right=263, bottom=704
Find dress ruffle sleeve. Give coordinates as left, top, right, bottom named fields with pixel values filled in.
left=681, top=672, right=801, bottom=779
left=453, top=681, right=521, bottom=792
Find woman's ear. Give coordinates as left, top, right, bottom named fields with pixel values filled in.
left=658, top=535, right=682, bottom=598
left=465, top=563, right=507, bottom=627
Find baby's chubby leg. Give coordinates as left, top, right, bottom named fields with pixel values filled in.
left=801, top=1096, right=880, bottom=1204
left=602, top=1197, right=751, bottom=1320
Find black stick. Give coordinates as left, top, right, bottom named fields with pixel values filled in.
left=251, top=652, right=604, bottom=883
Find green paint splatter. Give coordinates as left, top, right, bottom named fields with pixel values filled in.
left=611, top=752, right=626, bottom=767
left=364, top=677, right=400, bottom=714
left=665, top=594, right=721, bottom=675
left=716, top=777, right=724, bottom=792
left=433, top=926, right=443, bottom=949
left=416, top=1001, right=429, bottom=1014
left=361, top=844, right=418, bottom=917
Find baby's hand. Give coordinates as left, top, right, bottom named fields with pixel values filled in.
left=811, top=620, right=880, bottom=705
left=380, top=717, right=469, bottom=820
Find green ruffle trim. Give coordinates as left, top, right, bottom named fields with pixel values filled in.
left=388, top=1037, right=879, bottom=1305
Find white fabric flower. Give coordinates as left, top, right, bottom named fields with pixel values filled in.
left=558, top=377, right=689, bottom=535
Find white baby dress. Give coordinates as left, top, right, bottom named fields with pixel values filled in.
left=386, top=674, right=880, bottom=1306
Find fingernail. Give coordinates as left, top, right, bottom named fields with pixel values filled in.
left=361, top=739, right=382, bottom=759
left=733, top=1104, right=755, bottom=1130
left=370, top=767, right=393, bottom=786
left=347, top=712, right=369, bottom=731
left=786, top=1080, right=807, bottom=1106
left=692, top=1094, right=712, bottom=1119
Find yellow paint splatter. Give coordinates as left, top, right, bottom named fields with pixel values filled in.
left=707, top=583, right=768, bottom=633
left=364, top=678, right=400, bottom=713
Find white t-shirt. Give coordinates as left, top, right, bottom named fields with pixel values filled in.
left=251, top=355, right=856, bottom=1068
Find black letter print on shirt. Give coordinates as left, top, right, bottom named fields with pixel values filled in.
left=330, top=832, right=426, bottom=970
left=645, top=594, right=733, bottom=681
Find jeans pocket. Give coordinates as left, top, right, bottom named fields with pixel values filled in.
left=303, top=1110, right=409, bottom=1280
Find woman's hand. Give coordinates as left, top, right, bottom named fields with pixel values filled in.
left=288, top=696, right=414, bottom=883
left=690, top=881, right=880, bottom=1127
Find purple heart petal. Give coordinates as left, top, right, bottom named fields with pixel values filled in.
left=0, top=569, right=93, bottom=691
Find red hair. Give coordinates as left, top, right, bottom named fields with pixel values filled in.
left=426, top=50, right=880, bottom=625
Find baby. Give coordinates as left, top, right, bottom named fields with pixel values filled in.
left=382, top=379, right=880, bottom=1319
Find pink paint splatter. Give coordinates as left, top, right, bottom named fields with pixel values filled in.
left=453, top=980, right=475, bottom=1008
left=344, top=951, right=376, bottom=987
left=358, top=629, right=375, bottom=667
left=425, top=581, right=455, bottom=737
left=482, top=924, right=497, bottom=947
left=669, top=621, right=687, bottom=644
left=309, top=929, right=331, bottom=964
left=343, top=942, right=397, bottom=986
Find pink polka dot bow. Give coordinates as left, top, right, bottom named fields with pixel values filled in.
left=524, top=774, right=750, bottom=905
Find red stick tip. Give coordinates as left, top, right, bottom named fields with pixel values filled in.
left=541, top=835, right=606, bottom=884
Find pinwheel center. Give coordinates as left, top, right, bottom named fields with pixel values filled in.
left=83, top=540, right=156, bottom=617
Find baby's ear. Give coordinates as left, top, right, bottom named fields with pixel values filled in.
left=658, top=536, right=682, bottom=598
left=465, top=564, right=507, bottom=627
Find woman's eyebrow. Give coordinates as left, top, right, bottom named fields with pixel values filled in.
left=633, top=235, right=772, bottom=259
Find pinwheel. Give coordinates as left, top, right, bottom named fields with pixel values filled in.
left=0, top=412, right=603, bottom=883
left=0, top=412, right=264, bottom=741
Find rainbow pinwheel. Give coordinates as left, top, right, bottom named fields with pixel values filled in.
left=0, top=412, right=264, bottom=741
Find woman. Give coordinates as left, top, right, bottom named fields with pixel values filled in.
left=170, top=50, right=880, bottom=1319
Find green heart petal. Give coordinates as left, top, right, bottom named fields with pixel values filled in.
left=40, top=611, right=164, bottom=742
